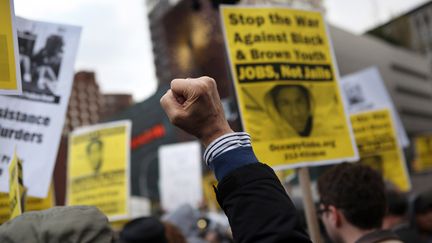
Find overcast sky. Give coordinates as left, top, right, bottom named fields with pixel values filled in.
left=14, top=0, right=431, bottom=102
left=325, top=0, right=429, bottom=33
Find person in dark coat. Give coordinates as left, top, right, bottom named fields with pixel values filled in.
left=160, top=76, right=311, bottom=243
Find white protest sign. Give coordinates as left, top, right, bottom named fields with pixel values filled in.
left=159, top=141, right=203, bottom=212
left=0, top=17, right=81, bottom=197
left=341, top=67, right=409, bottom=147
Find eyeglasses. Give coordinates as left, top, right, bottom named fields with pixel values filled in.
left=316, top=200, right=330, bottom=217
left=316, top=207, right=330, bottom=217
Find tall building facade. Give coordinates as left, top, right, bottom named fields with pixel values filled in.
left=146, top=0, right=241, bottom=125
left=368, top=2, right=432, bottom=60
left=63, top=71, right=104, bottom=134
left=101, top=94, right=134, bottom=119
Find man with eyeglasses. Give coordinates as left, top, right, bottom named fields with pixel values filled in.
left=317, top=163, right=402, bottom=243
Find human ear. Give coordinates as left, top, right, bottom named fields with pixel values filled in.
left=328, top=205, right=342, bottom=228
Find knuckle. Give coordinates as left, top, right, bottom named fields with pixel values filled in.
left=194, top=82, right=208, bottom=95
left=205, top=78, right=217, bottom=91
left=196, top=77, right=216, bottom=92
left=201, top=76, right=216, bottom=86
left=170, top=78, right=185, bottom=89
left=171, top=78, right=183, bottom=83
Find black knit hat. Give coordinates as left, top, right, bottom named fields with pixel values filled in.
left=120, top=217, right=168, bottom=243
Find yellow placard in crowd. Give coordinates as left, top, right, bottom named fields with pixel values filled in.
left=220, top=6, right=357, bottom=169
left=275, top=168, right=295, bottom=183
left=0, top=184, right=54, bottom=224
left=202, top=173, right=219, bottom=211
left=67, top=121, right=131, bottom=221
left=0, top=193, right=8, bottom=224
left=8, top=152, right=24, bottom=220
left=414, top=135, right=432, bottom=173
left=351, top=109, right=411, bottom=191
left=0, top=0, right=21, bottom=94
left=25, top=184, right=55, bottom=212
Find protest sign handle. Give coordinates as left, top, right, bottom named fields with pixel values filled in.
left=298, top=167, right=322, bottom=243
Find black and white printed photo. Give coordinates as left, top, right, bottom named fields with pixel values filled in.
left=18, top=28, right=65, bottom=103
left=344, top=83, right=365, bottom=107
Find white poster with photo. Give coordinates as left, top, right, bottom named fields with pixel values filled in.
left=159, top=141, right=203, bottom=212
left=0, top=17, right=81, bottom=198
left=341, top=67, right=409, bottom=147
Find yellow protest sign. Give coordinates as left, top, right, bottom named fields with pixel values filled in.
left=67, top=121, right=131, bottom=221
left=25, top=183, right=55, bottom=212
left=0, top=193, right=8, bottom=224
left=351, top=109, right=411, bottom=191
left=0, top=0, right=21, bottom=94
left=110, top=219, right=130, bottom=231
left=202, top=173, right=219, bottom=211
left=220, top=6, right=357, bottom=169
left=275, top=169, right=295, bottom=183
left=0, top=184, right=54, bottom=224
left=8, top=152, right=24, bottom=219
left=414, top=135, right=432, bottom=173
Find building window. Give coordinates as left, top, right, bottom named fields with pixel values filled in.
left=401, top=109, right=432, bottom=120
left=391, top=63, right=430, bottom=81
left=395, top=85, right=432, bottom=100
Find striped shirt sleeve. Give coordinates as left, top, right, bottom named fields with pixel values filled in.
left=203, top=132, right=258, bottom=181
left=203, top=132, right=251, bottom=166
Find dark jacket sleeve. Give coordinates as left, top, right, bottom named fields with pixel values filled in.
left=215, top=163, right=311, bottom=243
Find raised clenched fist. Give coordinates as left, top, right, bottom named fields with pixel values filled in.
left=160, top=77, right=233, bottom=147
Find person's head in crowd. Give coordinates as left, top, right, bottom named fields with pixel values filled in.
left=317, top=163, right=387, bottom=243
left=120, top=216, right=186, bottom=243
left=382, top=187, right=424, bottom=243
left=87, top=138, right=104, bottom=174
left=382, top=189, right=408, bottom=230
left=269, top=84, right=313, bottom=137
left=0, top=206, right=113, bottom=243
left=414, top=190, right=432, bottom=236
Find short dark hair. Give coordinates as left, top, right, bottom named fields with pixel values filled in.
left=318, top=163, right=386, bottom=230
left=270, top=85, right=311, bottom=113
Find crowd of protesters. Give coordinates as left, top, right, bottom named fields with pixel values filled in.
left=0, top=77, right=431, bottom=243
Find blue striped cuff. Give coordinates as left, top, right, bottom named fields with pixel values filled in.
left=203, top=132, right=252, bottom=166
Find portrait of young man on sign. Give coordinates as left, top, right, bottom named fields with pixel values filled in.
left=242, top=84, right=343, bottom=141
left=86, top=137, right=104, bottom=175
left=268, top=84, right=313, bottom=137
